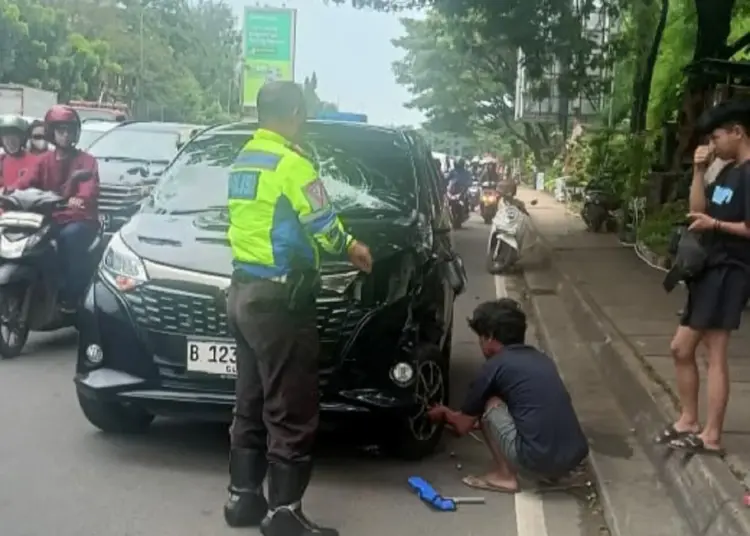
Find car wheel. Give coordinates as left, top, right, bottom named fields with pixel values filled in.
left=381, top=344, right=448, bottom=460
left=77, top=391, right=154, bottom=434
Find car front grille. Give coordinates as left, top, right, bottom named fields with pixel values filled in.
left=124, top=284, right=367, bottom=359
left=99, top=183, right=154, bottom=213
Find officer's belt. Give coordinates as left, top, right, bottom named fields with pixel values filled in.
left=231, top=269, right=318, bottom=310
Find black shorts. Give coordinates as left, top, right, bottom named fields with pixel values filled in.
left=681, top=265, right=749, bottom=331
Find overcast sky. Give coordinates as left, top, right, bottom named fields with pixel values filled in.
left=230, top=0, right=425, bottom=126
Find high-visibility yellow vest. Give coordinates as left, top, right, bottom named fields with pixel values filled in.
left=227, top=128, right=352, bottom=279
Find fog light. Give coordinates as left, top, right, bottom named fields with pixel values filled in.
left=85, top=344, right=103, bottom=364
left=390, top=362, right=414, bottom=385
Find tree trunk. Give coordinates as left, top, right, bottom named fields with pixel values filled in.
left=630, top=0, right=669, bottom=133
left=670, top=0, right=736, bottom=169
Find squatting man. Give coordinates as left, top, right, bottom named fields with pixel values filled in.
left=428, top=298, right=589, bottom=492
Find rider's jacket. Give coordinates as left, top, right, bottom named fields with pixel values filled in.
left=16, top=149, right=99, bottom=224
left=0, top=151, right=41, bottom=191
left=447, top=168, right=472, bottom=194
left=228, top=128, right=352, bottom=279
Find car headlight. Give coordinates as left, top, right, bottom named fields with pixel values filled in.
left=320, top=270, right=359, bottom=295
left=99, top=232, right=148, bottom=292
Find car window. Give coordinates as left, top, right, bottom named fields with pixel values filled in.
left=148, top=127, right=418, bottom=215
left=78, top=127, right=111, bottom=150
left=89, top=127, right=180, bottom=163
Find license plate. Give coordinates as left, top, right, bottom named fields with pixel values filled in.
left=186, top=340, right=237, bottom=376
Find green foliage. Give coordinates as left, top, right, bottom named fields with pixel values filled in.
left=637, top=199, right=687, bottom=254
left=564, top=128, right=657, bottom=199
left=342, top=0, right=621, bottom=99
left=392, top=10, right=560, bottom=165
left=0, top=0, right=244, bottom=122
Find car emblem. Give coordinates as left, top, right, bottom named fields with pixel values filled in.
left=98, top=213, right=111, bottom=230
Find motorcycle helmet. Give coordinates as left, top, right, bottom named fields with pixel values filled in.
left=0, top=115, right=30, bottom=154
left=43, top=105, right=82, bottom=146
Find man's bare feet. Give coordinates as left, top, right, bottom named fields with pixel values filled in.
left=462, top=473, right=519, bottom=493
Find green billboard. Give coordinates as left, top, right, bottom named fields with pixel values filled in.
left=242, top=7, right=297, bottom=107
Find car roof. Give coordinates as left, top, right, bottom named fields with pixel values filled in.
left=203, top=120, right=412, bottom=140
left=81, top=121, right=119, bottom=132
left=113, top=121, right=202, bottom=133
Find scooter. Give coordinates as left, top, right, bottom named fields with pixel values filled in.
left=581, top=185, right=619, bottom=233
left=447, top=191, right=469, bottom=229
left=478, top=184, right=499, bottom=224
left=467, top=181, right=481, bottom=211
left=486, top=196, right=530, bottom=274
left=0, top=181, right=103, bottom=358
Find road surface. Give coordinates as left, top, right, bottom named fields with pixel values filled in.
left=0, top=214, right=609, bottom=536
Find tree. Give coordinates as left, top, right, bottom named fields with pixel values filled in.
left=303, top=72, right=339, bottom=116
left=393, top=11, right=554, bottom=163
left=1, top=0, right=243, bottom=122
left=336, top=0, right=620, bottom=99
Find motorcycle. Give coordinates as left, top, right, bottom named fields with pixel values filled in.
left=478, top=184, right=499, bottom=224
left=486, top=196, right=530, bottom=274
left=467, top=181, right=481, bottom=210
left=0, top=179, right=103, bottom=358
left=581, top=185, right=619, bottom=233
left=447, top=191, right=469, bottom=229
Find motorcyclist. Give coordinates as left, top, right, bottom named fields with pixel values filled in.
left=0, top=115, right=40, bottom=192
left=15, top=105, right=100, bottom=311
left=446, top=158, right=473, bottom=195
left=28, top=120, right=48, bottom=155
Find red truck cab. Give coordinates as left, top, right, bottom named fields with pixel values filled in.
left=68, top=100, right=130, bottom=122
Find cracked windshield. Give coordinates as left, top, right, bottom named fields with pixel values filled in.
left=3, top=0, right=741, bottom=535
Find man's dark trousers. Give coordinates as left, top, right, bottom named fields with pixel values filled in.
left=223, top=276, right=324, bottom=533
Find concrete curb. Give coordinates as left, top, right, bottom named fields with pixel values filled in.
left=526, top=218, right=750, bottom=536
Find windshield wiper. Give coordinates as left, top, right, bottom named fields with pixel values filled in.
left=97, top=156, right=148, bottom=163
left=163, top=205, right=227, bottom=215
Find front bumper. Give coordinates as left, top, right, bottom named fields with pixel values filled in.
left=75, top=275, right=421, bottom=422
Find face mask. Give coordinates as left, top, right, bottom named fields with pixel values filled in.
left=31, top=139, right=47, bottom=152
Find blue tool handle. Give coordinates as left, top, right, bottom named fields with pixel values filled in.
left=407, top=476, right=457, bottom=511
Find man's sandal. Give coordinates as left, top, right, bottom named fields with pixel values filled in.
left=654, top=425, right=694, bottom=445
left=668, top=433, right=725, bottom=457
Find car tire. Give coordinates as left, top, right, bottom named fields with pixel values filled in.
left=77, top=391, right=154, bottom=434
left=380, top=344, right=448, bottom=460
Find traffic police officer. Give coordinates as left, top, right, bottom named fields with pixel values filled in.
left=223, top=81, right=372, bottom=536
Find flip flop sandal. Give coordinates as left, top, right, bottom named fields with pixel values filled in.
left=462, top=475, right=518, bottom=494
left=668, top=433, right=725, bottom=457
left=654, top=424, right=693, bottom=445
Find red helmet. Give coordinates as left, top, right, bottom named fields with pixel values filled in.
left=44, top=105, right=81, bottom=146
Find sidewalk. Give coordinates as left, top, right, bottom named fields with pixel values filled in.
left=517, top=186, right=750, bottom=535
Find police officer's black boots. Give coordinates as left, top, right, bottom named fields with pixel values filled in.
left=260, top=460, right=338, bottom=536
left=223, top=447, right=269, bottom=527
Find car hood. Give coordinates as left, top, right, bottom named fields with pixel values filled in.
left=97, top=159, right=168, bottom=185
left=120, top=211, right=419, bottom=277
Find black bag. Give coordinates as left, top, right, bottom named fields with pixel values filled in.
left=663, top=229, right=708, bottom=292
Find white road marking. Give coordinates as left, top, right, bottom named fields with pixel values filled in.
left=515, top=491, right=549, bottom=536
left=494, top=275, right=507, bottom=298
left=494, top=274, right=550, bottom=536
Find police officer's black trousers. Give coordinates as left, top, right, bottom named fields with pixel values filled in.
left=226, top=279, right=320, bottom=462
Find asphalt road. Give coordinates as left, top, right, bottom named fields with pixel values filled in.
left=0, top=214, right=609, bottom=536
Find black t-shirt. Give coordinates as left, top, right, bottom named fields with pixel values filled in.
left=461, top=344, right=589, bottom=475
left=703, top=161, right=750, bottom=267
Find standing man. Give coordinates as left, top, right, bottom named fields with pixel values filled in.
left=223, top=81, right=372, bottom=536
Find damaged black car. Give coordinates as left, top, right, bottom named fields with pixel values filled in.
left=74, top=121, right=467, bottom=459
